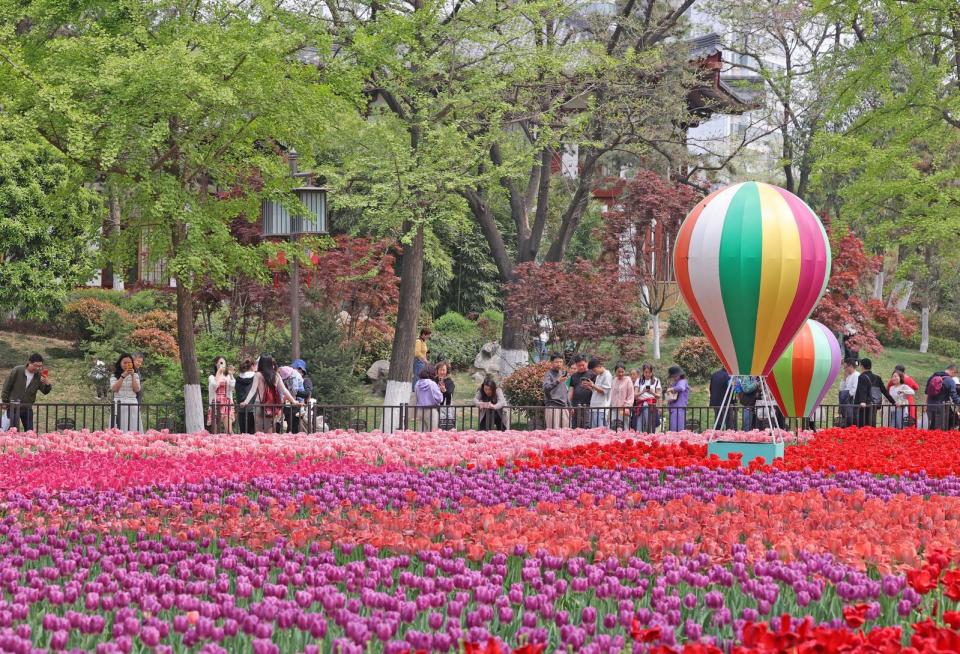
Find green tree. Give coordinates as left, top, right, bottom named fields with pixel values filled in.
left=0, top=0, right=351, bottom=430
left=458, top=0, right=710, bottom=366
left=0, top=117, right=100, bottom=319
left=320, top=0, right=556, bottom=426
left=812, top=0, right=960, bottom=351
left=702, top=0, right=855, bottom=198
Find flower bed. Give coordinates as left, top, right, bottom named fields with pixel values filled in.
left=1, top=425, right=959, bottom=652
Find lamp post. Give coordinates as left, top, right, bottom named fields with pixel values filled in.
left=262, top=149, right=328, bottom=359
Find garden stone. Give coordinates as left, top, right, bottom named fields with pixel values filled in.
left=366, top=360, right=390, bottom=395
left=473, top=341, right=523, bottom=377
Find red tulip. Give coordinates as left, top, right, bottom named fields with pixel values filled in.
left=630, top=621, right=661, bottom=643
left=842, top=603, right=870, bottom=629
left=907, top=566, right=940, bottom=595
left=943, top=569, right=960, bottom=602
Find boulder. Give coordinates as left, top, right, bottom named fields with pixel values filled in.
left=367, top=359, right=390, bottom=381
left=473, top=341, right=528, bottom=377
left=366, top=359, right=390, bottom=396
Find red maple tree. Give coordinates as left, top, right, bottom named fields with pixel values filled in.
left=599, top=171, right=701, bottom=357
left=307, top=235, right=400, bottom=348
left=505, top=260, right=646, bottom=360
left=812, top=226, right=914, bottom=353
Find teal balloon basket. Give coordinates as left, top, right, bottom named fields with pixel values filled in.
left=707, top=439, right=784, bottom=466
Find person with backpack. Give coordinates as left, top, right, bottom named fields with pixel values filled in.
left=239, top=355, right=299, bottom=433
left=925, top=364, right=960, bottom=430
left=738, top=376, right=760, bottom=431
left=279, top=365, right=305, bottom=433
left=853, top=358, right=894, bottom=427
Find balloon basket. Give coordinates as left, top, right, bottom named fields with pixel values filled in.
left=708, top=440, right=784, bottom=466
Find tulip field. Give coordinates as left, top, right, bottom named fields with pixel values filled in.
left=3, top=427, right=960, bottom=653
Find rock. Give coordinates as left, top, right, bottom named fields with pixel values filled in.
left=472, top=341, right=529, bottom=377
left=366, top=359, right=390, bottom=396
left=366, top=359, right=390, bottom=381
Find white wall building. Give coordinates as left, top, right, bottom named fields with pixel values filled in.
left=685, top=9, right=785, bottom=186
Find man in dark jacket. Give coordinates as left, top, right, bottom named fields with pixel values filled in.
left=568, top=355, right=595, bottom=429
left=854, top=358, right=894, bottom=427
left=709, top=368, right=736, bottom=429
left=2, top=353, right=53, bottom=432
left=926, top=364, right=960, bottom=430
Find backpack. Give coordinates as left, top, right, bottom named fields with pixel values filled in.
left=262, top=381, right=281, bottom=417
left=869, top=381, right=883, bottom=406
left=927, top=374, right=945, bottom=399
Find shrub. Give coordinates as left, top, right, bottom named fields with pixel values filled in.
left=123, top=289, right=172, bottom=313
left=351, top=328, right=394, bottom=378
left=477, top=309, right=504, bottom=342
left=877, top=321, right=920, bottom=350
left=129, top=328, right=180, bottom=360
left=433, top=311, right=479, bottom=337
left=64, top=298, right=133, bottom=340
left=430, top=332, right=479, bottom=370
left=80, top=310, right=136, bottom=371
left=67, top=288, right=173, bottom=313
left=930, top=312, right=960, bottom=343
left=67, top=288, right=127, bottom=308
left=672, top=336, right=720, bottom=380
left=135, top=310, right=178, bottom=336
left=929, top=337, right=960, bottom=361
left=431, top=311, right=482, bottom=369
left=667, top=304, right=702, bottom=338
left=195, top=332, right=240, bottom=375
left=502, top=361, right=552, bottom=407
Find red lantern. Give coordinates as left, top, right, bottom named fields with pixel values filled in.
left=305, top=250, right=321, bottom=287
left=267, top=250, right=288, bottom=289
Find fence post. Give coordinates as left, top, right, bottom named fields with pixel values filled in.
left=399, top=403, right=407, bottom=432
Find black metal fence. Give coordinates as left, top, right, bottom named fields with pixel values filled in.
left=3, top=401, right=951, bottom=434
left=2, top=401, right=181, bottom=433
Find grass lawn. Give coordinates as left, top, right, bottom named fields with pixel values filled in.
left=0, top=331, right=99, bottom=404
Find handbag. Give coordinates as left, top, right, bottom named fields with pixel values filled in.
left=1, top=411, right=10, bottom=431
left=665, top=388, right=679, bottom=402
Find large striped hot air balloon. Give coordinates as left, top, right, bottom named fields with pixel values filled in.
left=767, top=319, right=842, bottom=418
left=673, top=181, right=831, bottom=376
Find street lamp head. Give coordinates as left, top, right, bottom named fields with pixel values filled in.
left=291, top=186, right=327, bottom=235
left=261, top=198, right=292, bottom=237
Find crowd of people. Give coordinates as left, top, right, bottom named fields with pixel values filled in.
left=540, top=353, right=694, bottom=432
left=6, top=341, right=960, bottom=434
left=838, top=359, right=960, bottom=430
left=0, top=352, right=316, bottom=434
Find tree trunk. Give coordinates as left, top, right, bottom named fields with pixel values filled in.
left=872, top=270, right=885, bottom=300
left=651, top=313, right=661, bottom=360
left=887, top=280, right=913, bottom=311
left=499, top=301, right=529, bottom=374
left=920, top=304, right=930, bottom=353
left=171, top=224, right=203, bottom=433
left=175, top=278, right=203, bottom=433
left=383, top=221, right=425, bottom=432
left=102, top=191, right=122, bottom=289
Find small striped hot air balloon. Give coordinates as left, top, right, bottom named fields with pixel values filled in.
left=673, top=181, right=831, bottom=376
left=767, top=319, right=842, bottom=418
